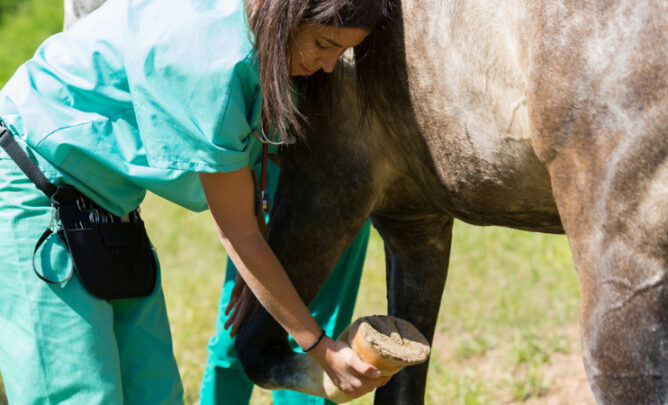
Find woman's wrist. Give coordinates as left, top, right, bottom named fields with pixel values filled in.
left=302, top=329, right=327, bottom=352
left=305, top=334, right=334, bottom=363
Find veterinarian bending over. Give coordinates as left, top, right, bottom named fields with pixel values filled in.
left=63, top=1, right=373, bottom=403
left=0, top=0, right=389, bottom=403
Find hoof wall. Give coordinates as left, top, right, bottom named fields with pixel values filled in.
left=349, top=315, right=430, bottom=376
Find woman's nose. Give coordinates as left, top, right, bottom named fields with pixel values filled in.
left=318, top=54, right=338, bottom=73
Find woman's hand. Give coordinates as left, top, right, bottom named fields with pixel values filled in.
left=224, top=273, right=253, bottom=337
left=310, top=336, right=392, bottom=398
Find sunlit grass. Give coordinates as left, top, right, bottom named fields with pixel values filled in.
left=0, top=0, right=62, bottom=84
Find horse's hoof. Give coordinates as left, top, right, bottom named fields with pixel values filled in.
left=348, top=315, right=430, bottom=376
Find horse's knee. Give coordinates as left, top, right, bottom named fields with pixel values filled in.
left=234, top=334, right=268, bottom=386
left=581, top=280, right=668, bottom=404
left=235, top=310, right=292, bottom=389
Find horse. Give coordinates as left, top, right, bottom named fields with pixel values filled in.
left=63, top=0, right=105, bottom=30
left=235, top=1, right=668, bottom=404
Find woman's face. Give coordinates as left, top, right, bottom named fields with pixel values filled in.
left=290, top=23, right=370, bottom=76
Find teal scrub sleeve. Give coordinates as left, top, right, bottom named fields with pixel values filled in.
left=124, top=0, right=261, bottom=174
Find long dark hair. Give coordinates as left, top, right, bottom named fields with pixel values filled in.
left=246, top=0, right=390, bottom=142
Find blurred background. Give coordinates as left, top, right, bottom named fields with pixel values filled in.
left=0, top=1, right=594, bottom=403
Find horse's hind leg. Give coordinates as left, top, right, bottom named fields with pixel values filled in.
left=536, top=96, right=668, bottom=404
left=551, top=150, right=667, bottom=403
left=371, top=213, right=453, bottom=405
left=529, top=5, right=668, bottom=401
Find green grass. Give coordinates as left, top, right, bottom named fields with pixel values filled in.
left=0, top=0, right=22, bottom=21
left=0, top=0, right=62, bottom=84
left=0, top=0, right=587, bottom=403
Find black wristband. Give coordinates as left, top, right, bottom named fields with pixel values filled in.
left=302, top=329, right=327, bottom=353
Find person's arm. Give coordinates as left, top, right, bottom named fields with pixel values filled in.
left=199, top=167, right=388, bottom=398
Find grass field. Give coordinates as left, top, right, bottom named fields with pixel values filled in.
left=0, top=0, right=595, bottom=403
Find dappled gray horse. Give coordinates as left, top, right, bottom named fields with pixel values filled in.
left=63, top=0, right=104, bottom=30
left=235, top=1, right=668, bottom=404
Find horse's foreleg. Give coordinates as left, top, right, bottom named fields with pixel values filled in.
left=235, top=159, right=375, bottom=400
left=371, top=213, right=453, bottom=405
left=235, top=219, right=370, bottom=399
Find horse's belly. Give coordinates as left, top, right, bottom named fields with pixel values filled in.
left=418, top=122, right=562, bottom=232
left=399, top=0, right=560, bottom=231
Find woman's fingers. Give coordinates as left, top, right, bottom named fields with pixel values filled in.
left=308, top=335, right=391, bottom=399
left=350, top=354, right=381, bottom=378
left=228, top=285, right=251, bottom=337
left=225, top=274, right=247, bottom=316
left=224, top=294, right=237, bottom=317
left=318, top=340, right=388, bottom=399
left=341, top=375, right=392, bottom=399
left=224, top=282, right=246, bottom=331
left=224, top=301, right=239, bottom=330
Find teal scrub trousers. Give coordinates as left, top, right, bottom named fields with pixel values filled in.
left=0, top=142, right=183, bottom=404
left=200, top=162, right=370, bottom=405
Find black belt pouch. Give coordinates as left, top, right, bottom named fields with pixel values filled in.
left=0, top=125, right=156, bottom=300
left=57, top=201, right=157, bottom=300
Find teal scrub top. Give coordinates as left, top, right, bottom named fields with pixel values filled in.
left=0, top=0, right=274, bottom=216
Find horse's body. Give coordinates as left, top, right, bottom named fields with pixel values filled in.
left=63, top=0, right=105, bottom=30
left=237, top=1, right=668, bottom=403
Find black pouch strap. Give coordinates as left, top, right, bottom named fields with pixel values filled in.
left=0, top=126, right=57, bottom=198
left=2, top=124, right=76, bottom=284
left=0, top=126, right=79, bottom=204
left=32, top=227, right=74, bottom=284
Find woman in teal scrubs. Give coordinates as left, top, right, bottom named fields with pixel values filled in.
left=62, top=3, right=372, bottom=403
left=0, top=0, right=388, bottom=403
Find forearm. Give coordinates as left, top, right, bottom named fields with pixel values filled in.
left=199, top=169, right=323, bottom=352
left=219, top=227, right=322, bottom=349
